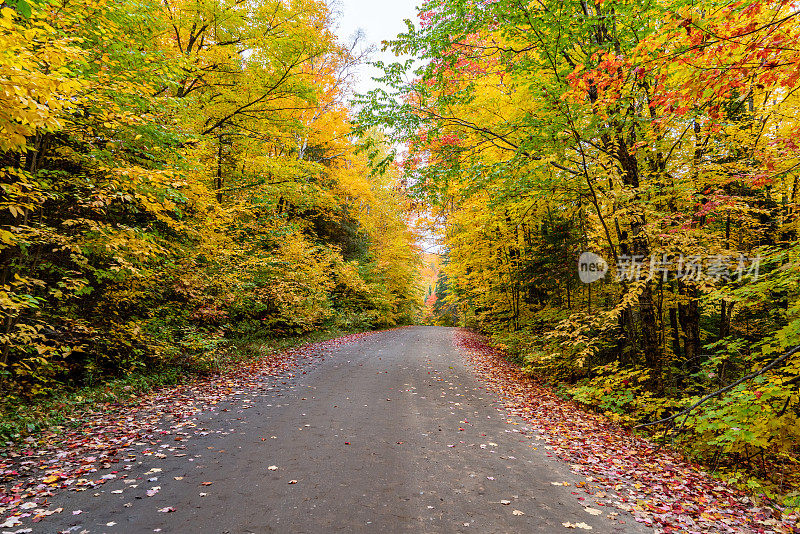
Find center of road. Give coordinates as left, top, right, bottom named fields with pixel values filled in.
left=44, top=326, right=647, bottom=533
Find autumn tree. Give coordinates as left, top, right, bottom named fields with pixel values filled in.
left=358, top=0, right=800, bottom=497
left=0, top=0, right=420, bottom=401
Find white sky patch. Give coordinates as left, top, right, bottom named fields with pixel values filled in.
left=332, top=0, right=421, bottom=96
left=331, top=0, right=441, bottom=255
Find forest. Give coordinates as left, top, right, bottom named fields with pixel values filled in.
left=3, top=0, right=800, bottom=517
left=358, top=0, right=800, bottom=506
left=0, top=0, right=420, bottom=419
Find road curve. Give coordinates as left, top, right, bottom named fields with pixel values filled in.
left=43, top=326, right=650, bottom=533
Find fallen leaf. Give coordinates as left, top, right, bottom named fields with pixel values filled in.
left=0, top=517, right=22, bottom=528
left=268, top=465, right=278, bottom=471
left=158, top=507, right=175, bottom=513
left=562, top=522, right=593, bottom=530
left=512, top=510, right=525, bottom=516
left=584, top=507, right=602, bottom=516
left=500, top=499, right=511, bottom=505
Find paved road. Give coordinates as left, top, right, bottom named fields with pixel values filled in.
left=44, top=327, right=650, bottom=533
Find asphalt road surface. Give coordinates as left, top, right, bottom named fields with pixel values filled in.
left=43, top=326, right=651, bottom=533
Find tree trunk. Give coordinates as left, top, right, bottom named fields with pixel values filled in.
left=216, top=135, right=224, bottom=204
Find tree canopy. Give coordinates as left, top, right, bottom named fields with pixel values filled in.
left=0, top=0, right=421, bottom=399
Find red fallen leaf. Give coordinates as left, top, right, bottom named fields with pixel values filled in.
left=344, top=442, right=350, bottom=445
left=201, top=482, right=213, bottom=486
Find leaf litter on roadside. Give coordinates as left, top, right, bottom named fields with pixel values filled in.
left=454, top=329, right=800, bottom=534
left=0, top=332, right=377, bottom=529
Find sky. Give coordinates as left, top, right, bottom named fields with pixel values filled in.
left=332, top=0, right=442, bottom=254
left=332, top=0, right=422, bottom=96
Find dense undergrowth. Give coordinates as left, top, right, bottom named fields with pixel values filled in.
left=482, top=327, right=800, bottom=510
